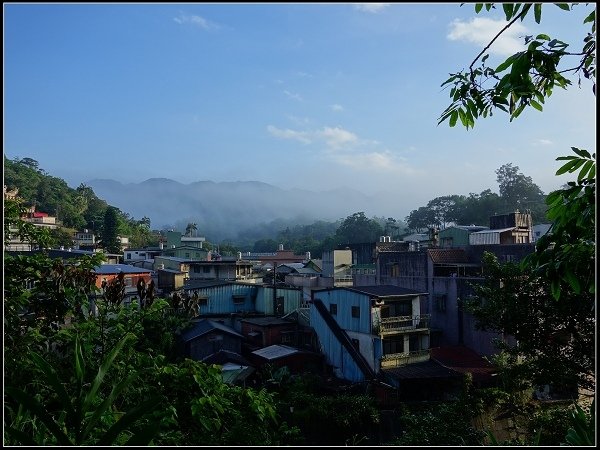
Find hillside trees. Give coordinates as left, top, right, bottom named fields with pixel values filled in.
left=102, top=206, right=122, bottom=254
left=404, top=163, right=546, bottom=231
left=334, top=211, right=384, bottom=245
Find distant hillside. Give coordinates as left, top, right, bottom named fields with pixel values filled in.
left=86, top=178, right=379, bottom=241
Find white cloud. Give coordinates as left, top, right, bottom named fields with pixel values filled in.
left=267, top=124, right=418, bottom=176
left=174, top=13, right=220, bottom=30
left=318, top=126, right=359, bottom=150
left=447, top=17, right=528, bottom=56
left=353, top=3, right=391, bottom=14
left=283, top=90, right=303, bottom=101
left=533, top=139, right=554, bottom=146
left=330, top=104, right=344, bottom=112
left=266, top=125, right=312, bottom=144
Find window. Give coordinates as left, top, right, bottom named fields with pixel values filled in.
left=127, top=254, right=131, bottom=260
left=232, top=294, right=245, bottom=304
left=198, top=297, right=208, bottom=306
left=329, top=303, right=337, bottom=315
left=351, top=306, right=360, bottom=318
left=434, top=294, right=447, bottom=312
left=203, top=266, right=211, bottom=274
left=193, top=266, right=201, bottom=273
left=185, top=253, right=190, bottom=259
left=390, top=263, right=400, bottom=277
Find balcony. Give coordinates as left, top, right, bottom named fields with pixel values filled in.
left=380, top=349, right=430, bottom=368
left=375, top=314, right=430, bottom=335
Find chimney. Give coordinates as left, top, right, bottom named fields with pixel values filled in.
left=278, top=243, right=284, bottom=251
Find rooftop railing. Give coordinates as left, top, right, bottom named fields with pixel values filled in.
left=376, top=314, right=430, bottom=335
left=380, top=349, right=430, bottom=368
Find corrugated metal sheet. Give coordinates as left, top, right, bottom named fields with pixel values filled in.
left=252, top=344, right=298, bottom=360
left=186, top=283, right=257, bottom=315
left=468, top=228, right=516, bottom=245
left=312, top=289, right=372, bottom=334
left=309, top=305, right=365, bottom=383
left=255, top=286, right=302, bottom=315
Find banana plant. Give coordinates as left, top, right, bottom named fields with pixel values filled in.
left=5, top=333, right=162, bottom=445
left=564, top=399, right=595, bottom=446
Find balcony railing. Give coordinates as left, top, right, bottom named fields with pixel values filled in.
left=380, top=349, right=430, bottom=368
left=376, top=314, right=430, bottom=335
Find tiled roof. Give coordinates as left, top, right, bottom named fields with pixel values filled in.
left=427, top=248, right=469, bottom=264
left=430, top=346, right=496, bottom=383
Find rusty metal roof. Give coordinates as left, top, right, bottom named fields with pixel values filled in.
left=430, top=345, right=496, bottom=383
left=427, top=248, right=469, bottom=264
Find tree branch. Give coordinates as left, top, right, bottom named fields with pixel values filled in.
left=469, top=10, right=528, bottom=72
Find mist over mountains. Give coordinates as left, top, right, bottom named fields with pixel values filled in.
left=86, top=178, right=396, bottom=242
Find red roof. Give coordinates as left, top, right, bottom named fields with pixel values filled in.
left=430, top=346, right=496, bottom=383
left=32, top=212, right=48, bottom=218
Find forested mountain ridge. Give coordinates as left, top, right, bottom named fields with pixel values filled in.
left=4, top=156, right=158, bottom=248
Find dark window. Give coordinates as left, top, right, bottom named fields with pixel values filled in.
left=329, top=303, right=337, bottom=315
left=351, top=306, right=360, bottom=318
left=198, top=297, right=208, bottom=306
left=435, top=294, right=447, bottom=312
left=203, top=266, right=211, bottom=273
left=233, top=295, right=245, bottom=304
left=193, top=266, right=201, bottom=273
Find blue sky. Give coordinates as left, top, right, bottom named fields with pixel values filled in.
left=4, top=3, right=596, bottom=219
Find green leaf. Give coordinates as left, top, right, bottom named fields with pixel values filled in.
left=83, top=333, right=134, bottom=412
left=555, top=3, right=571, bottom=11
left=578, top=160, right=594, bottom=182
left=5, top=426, right=39, bottom=446
left=97, top=397, right=162, bottom=446
left=449, top=110, right=458, bottom=127
left=583, top=10, right=595, bottom=24
left=4, top=387, right=73, bottom=446
left=30, top=352, right=76, bottom=422
left=503, top=3, right=514, bottom=20
left=475, top=3, right=483, bottom=13
left=530, top=99, right=543, bottom=111
left=536, top=33, right=551, bottom=40
left=74, top=334, right=85, bottom=388
left=80, top=373, right=137, bottom=443
left=571, top=147, right=591, bottom=159
left=534, top=3, right=542, bottom=23
left=496, top=56, right=516, bottom=73
left=125, top=419, right=163, bottom=445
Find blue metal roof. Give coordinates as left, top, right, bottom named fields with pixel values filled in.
left=180, top=319, right=244, bottom=342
